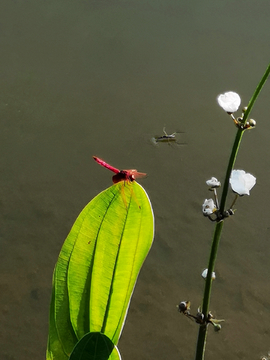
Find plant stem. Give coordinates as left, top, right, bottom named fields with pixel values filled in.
left=220, top=62, right=270, bottom=213
left=242, top=63, right=270, bottom=125
left=194, top=129, right=244, bottom=360
left=219, top=127, right=243, bottom=214
left=195, top=126, right=243, bottom=360
left=195, top=221, right=223, bottom=360
left=194, top=62, right=270, bottom=360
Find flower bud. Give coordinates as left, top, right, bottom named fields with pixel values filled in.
left=248, top=119, right=256, bottom=127
left=201, top=268, right=216, bottom=280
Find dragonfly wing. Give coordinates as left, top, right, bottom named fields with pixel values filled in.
left=128, top=170, right=147, bottom=179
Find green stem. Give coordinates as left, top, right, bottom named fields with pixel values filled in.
left=195, top=221, right=223, bottom=360
left=195, top=127, right=242, bottom=360
left=243, top=63, right=270, bottom=125
left=194, top=62, right=270, bottom=360
left=219, top=127, right=243, bottom=214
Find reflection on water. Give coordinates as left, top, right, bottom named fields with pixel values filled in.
left=1, top=0, right=270, bottom=360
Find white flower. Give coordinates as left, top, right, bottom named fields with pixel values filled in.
left=201, top=268, right=216, bottom=280
left=202, top=199, right=217, bottom=215
left=217, top=91, right=241, bottom=113
left=230, top=169, right=256, bottom=195
left=206, top=177, right=221, bottom=188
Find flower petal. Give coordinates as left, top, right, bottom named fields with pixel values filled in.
left=206, top=177, right=221, bottom=188
left=202, top=199, right=217, bottom=215
left=217, top=91, right=241, bottom=113
left=230, top=169, right=256, bottom=195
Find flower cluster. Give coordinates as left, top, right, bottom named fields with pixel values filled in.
left=202, top=176, right=220, bottom=220
left=201, top=91, right=257, bottom=222
left=202, top=170, right=256, bottom=221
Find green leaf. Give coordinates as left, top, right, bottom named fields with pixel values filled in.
left=108, top=346, right=121, bottom=360
left=47, top=182, right=154, bottom=359
left=68, top=332, right=121, bottom=360
left=46, top=270, right=78, bottom=360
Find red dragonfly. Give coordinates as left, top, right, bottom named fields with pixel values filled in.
left=93, top=156, right=147, bottom=184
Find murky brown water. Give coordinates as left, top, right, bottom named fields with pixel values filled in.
left=1, top=1, right=270, bottom=359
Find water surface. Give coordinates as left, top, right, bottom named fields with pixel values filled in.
left=1, top=1, right=270, bottom=359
